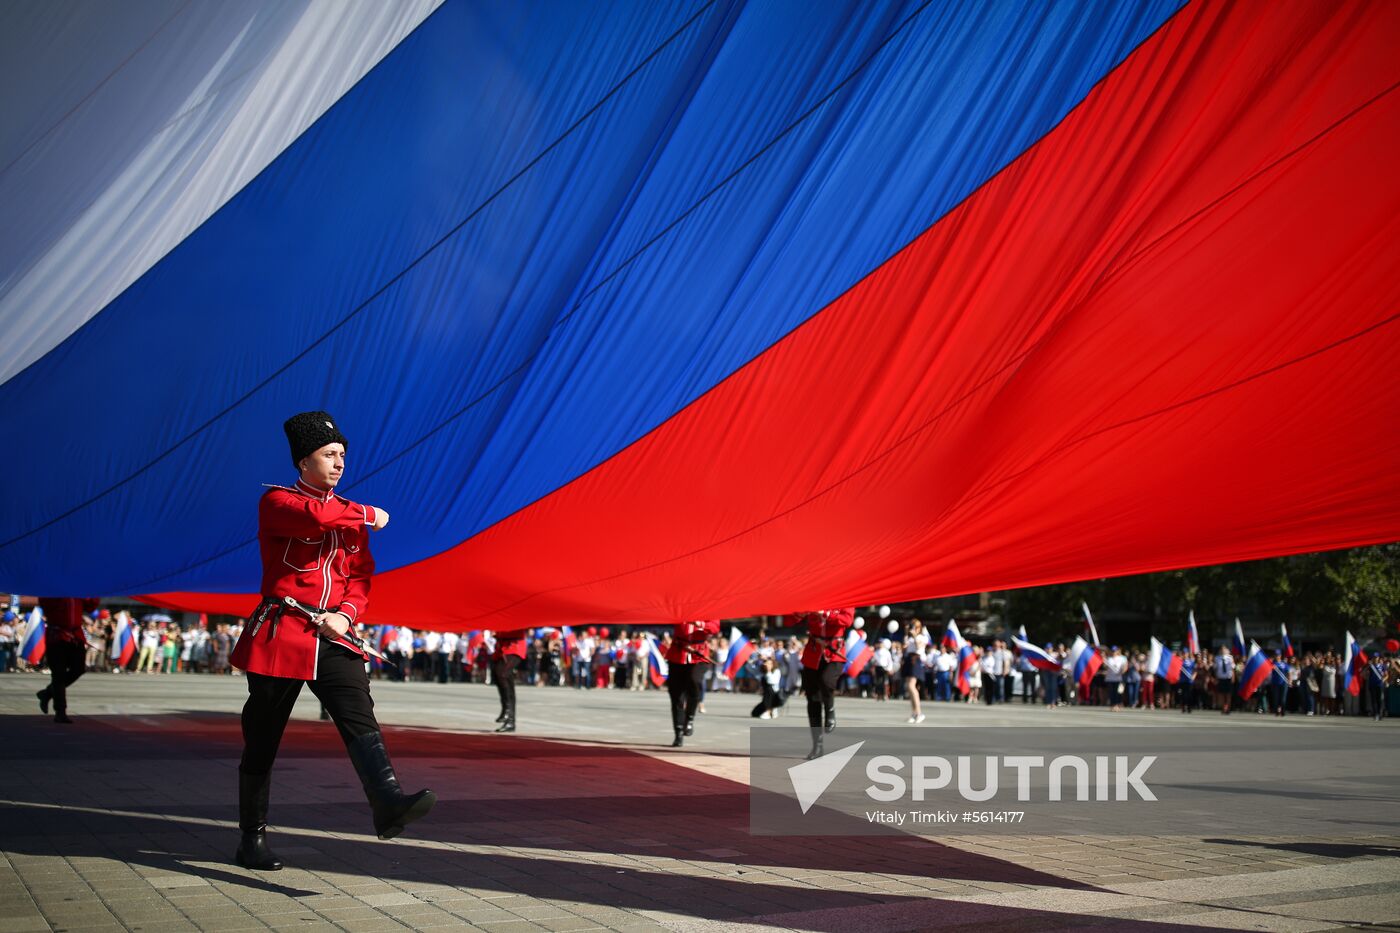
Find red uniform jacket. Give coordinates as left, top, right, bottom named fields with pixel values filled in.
left=794, top=608, right=855, bottom=670
left=665, top=620, right=720, bottom=666
left=37, top=597, right=100, bottom=648
left=231, top=479, right=377, bottom=679
left=492, top=629, right=528, bottom=661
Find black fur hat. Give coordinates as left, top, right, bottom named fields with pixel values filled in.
left=284, top=411, right=348, bottom=467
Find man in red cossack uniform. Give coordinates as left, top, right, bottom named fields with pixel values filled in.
left=665, top=619, right=720, bottom=747
left=791, top=608, right=855, bottom=759
left=229, top=411, right=435, bottom=871
left=35, top=596, right=100, bottom=723
left=491, top=628, right=528, bottom=732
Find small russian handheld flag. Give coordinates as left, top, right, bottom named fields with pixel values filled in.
left=1236, top=641, right=1274, bottom=699
left=723, top=626, right=755, bottom=680
left=844, top=629, right=874, bottom=677
left=1343, top=631, right=1367, bottom=697
left=1232, top=618, right=1246, bottom=659
left=1186, top=610, right=1200, bottom=655
left=1011, top=636, right=1060, bottom=672
left=645, top=634, right=669, bottom=686
left=110, top=610, right=136, bottom=667
left=1081, top=602, right=1100, bottom=647
left=1279, top=623, right=1294, bottom=658
left=941, top=620, right=960, bottom=650
left=20, top=608, right=46, bottom=665
left=1068, top=636, right=1101, bottom=694
left=1147, top=637, right=1183, bottom=684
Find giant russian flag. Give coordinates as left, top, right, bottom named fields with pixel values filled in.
left=723, top=626, right=755, bottom=680
left=1147, top=636, right=1183, bottom=685
left=1236, top=641, right=1274, bottom=699
left=1011, top=636, right=1060, bottom=673
left=19, top=608, right=45, bottom=665
left=1068, top=636, right=1102, bottom=694
left=2, top=2, right=1397, bottom=628
left=844, top=629, right=875, bottom=678
left=1343, top=631, right=1367, bottom=697
left=110, top=610, right=136, bottom=668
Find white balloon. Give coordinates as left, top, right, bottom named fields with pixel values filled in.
left=878, top=605, right=891, bottom=619
left=854, top=616, right=865, bottom=629
left=887, top=620, right=899, bottom=634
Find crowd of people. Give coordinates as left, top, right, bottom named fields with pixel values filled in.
left=4, top=609, right=1395, bottom=722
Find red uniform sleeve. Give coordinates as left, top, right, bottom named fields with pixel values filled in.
left=336, top=537, right=375, bottom=623
left=260, top=489, right=376, bottom=538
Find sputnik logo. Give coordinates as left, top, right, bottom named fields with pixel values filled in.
left=787, top=740, right=865, bottom=814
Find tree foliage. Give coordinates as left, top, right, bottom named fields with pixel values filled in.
left=996, top=542, right=1399, bottom=645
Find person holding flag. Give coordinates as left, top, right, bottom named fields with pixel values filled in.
left=665, top=620, right=720, bottom=747
left=33, top=597, right=99, bottom=723
left=491, top=628, right=528, bottom=733
left=1178, top=652, right=1200, bottom=713
left=792, top=608, right=855, bottom=759
left=1067, top=637, right=1102, bottom=705
left=1236, top=641, right=1275, bottom=706
left=1343, top=631, right=1367, bottom=705
left=1269, top=649, right=1292, bottom=717
left=228, top=411, right=435, bottom=871
left=1011, top=635, right=1061, bottom=708
left=1366, top=649, right=1391, bottom=721
left=1213, top=644, right=1236, bottom=714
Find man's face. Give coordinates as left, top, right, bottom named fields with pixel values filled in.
left=300, top=443, right=345, bottom=489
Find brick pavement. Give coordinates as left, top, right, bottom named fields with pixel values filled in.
left=1, top=673, right=1397, bottom=932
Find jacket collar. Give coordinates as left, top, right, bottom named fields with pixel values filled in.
left=294, top=477, right=336, bottom=502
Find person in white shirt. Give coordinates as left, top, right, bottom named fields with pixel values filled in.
left=1103, top=646, right=1128, bottom=711
left=934, top=647, right=955, bottom=701
left=438, top=632, right=458, bottom=684
left=1213, top=646, right=1236, bottom=714
left=980, top=648, right=998, bottom=704
left=871, top=639, right=893, bottom=701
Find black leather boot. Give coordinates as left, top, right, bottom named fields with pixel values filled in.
left=234, top=770, right=282, bottom=871
left=494, top=709, right=507, bottom=723
left=823, top=707, right=836, bottom=734
left=36, top=689, right=50, bottom=715
left=346, top=732, right=436, bottom=840
left=683, top=716, right=695, bottom=737
left=495, top=707, right=515, bottom=733
left=671, top=727, right=684, bottom=748
left=806, top=726, right=824, bottom=760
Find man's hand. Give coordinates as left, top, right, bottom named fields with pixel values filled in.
left=316, top=612, right=351, bottom=639
left=371, top=507, right=390, bottom=531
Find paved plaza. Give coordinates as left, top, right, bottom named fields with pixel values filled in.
left=1, top=673, right=1397, bottom=932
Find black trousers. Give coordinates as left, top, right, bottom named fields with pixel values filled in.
left=667, top=663, right=705, bottom=729
left=42, top=641, right=87, bottom=714
left=240, top=641, right=379, bottom=776
left=802, top=662, right=841, bottom=728
left=492, top=655, right=520, bottom=715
